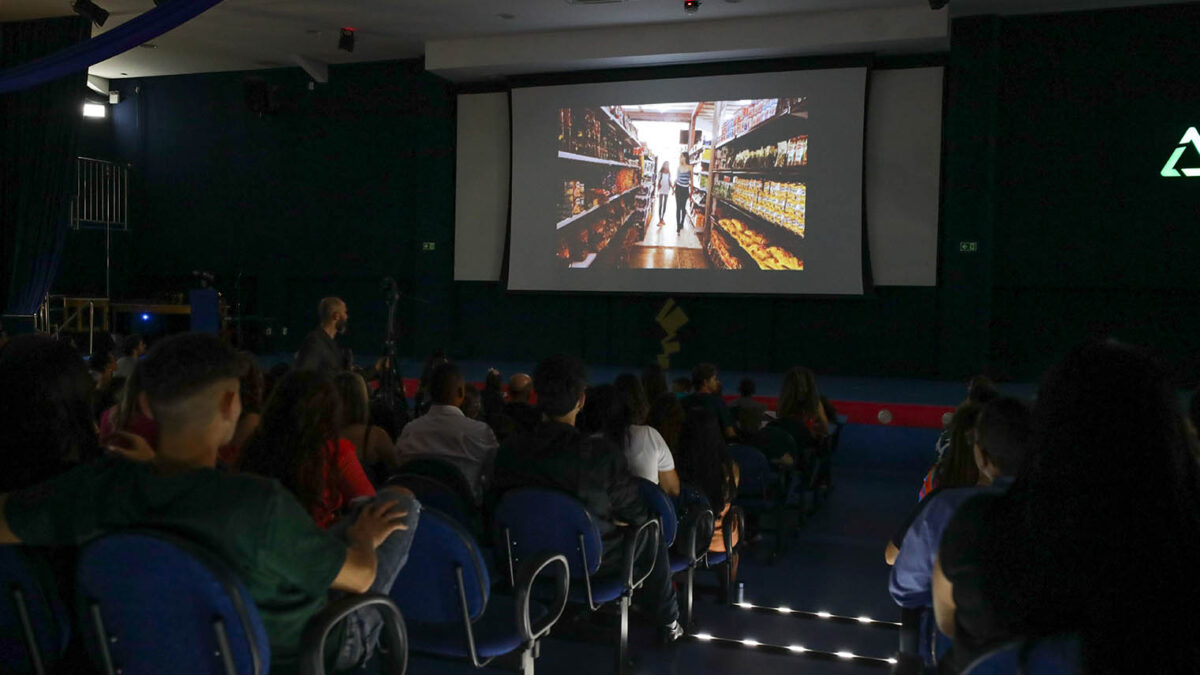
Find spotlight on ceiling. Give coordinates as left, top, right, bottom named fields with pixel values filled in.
left=339, top=27, right=355, bottom=53
left=72, top=0, right=109, bottom=27
left=684, top=0, right=700, bottom=13
left=929, top=0, right=948, bottom=8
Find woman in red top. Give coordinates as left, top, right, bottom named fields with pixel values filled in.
left=238, top=370, right=376, bottom=528
left=99, top=363, right=160, bottom=449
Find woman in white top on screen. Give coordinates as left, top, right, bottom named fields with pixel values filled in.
left=655, top=161, right=672, bottom=226
left=615, top=374, right=680, bottom=496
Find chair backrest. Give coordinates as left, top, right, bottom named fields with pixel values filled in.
left=727, top=444, right=772, bottom=496
left=388, top=473, right=473, bottom=531
left=0, top=547, right=71, bottom=674
left=76, top=532, right=270, bottom=675
left=396, top=454, right=477, bottom=505
left=635, top=478, right=677, bottom=548
left=493, top=489, right=603, bottom=578
left=961, top=635, right=1081, bottom=675
left=389, top=508, right=489, bottom=624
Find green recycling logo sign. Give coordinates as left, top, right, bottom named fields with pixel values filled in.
left=1161, top=127, right=1200, bottom=178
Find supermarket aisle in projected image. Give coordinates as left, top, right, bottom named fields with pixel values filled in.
left=556, top=98, right=808, bottom=271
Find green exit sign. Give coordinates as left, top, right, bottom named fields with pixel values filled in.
left=959, top=241, right=979, bottom=253
left=422, top=242, right=436, bottom=251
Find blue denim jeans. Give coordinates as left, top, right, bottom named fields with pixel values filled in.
left=327, top=490, right=421, bottom=670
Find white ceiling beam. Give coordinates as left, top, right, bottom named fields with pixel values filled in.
left=426, top=6, right=948, bottom=82
left=292, top=54, right=328, bottom=84
left=87, top=74, right=110, bottom=95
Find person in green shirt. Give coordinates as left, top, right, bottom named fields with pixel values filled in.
left=0, top=333, right=413, bottom=674
left=681, top=363, right=736, bottom=440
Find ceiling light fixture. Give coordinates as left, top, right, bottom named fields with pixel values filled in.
left=684, top=0, right=700, bottom=14
left=72, top=0, right=109, bottom=27
left=338, top=27, right=355, bottom=53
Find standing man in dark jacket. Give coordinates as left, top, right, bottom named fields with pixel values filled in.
left=295, top=297, right=350, bottom=374
left=490, top=355, right=683, bottom=642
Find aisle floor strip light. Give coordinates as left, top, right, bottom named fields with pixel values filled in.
left=688, top=633, right=897, bottom=669
left=732, top=602, right=902, bottom=629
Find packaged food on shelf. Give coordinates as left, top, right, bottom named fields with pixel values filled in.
left=708, top=229, right=743, bottom=270
left=726, top=177, right=806, bottom=237
left=717, top=217, right=803, bottom=271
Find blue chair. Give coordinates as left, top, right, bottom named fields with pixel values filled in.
left=674, top=484, right=742, bottom=605
left=388, top=473, right=474, bottom=533
left=492, top=489, right=660, bottom=675
left=635, top=479, right=711, bottom=630
left=728, top=443, right=790, bottom=561
left=961, top=635, right=1081, bottom=674
left=76, top=531, right=407, bottom=675
left=0, top=547, right=71, bottom=675
left=391, top=507, right=568, bottom=674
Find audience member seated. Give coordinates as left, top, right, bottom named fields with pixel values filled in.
left=220, top=351, right=264, bottom=465
left=614, top=374, right=680, bottom=496
left=641, top=363, right=669, bottom=402
left=0, top=333, right=417, bottom=673
left=496, top=372, right=540, bottom=439
left=889, top=398, right=1030, bottom=615
left=481, top=368, right=506, bottom=427
left=114, top=333, right=146, bottom=379
left=0, top=335, right=104, bottom=492
left=731, top=378, right=766, bottom=432
left=335, top=371, right=399, bottom=485
left=918, top=402, right=984, bottom=502
left=461, top=384, right=484, bottom=421
left=237, top=370, right=377, bottom=529
left=769, top=366, right=829, bottom=484
left=413, top=350, right=449, bottom=418
left=675, top=407, right=741, bottom=581
left=490, top=355, right=683, bottom=643
left=89, top=348, right=120, bottom=419
left=886, top=403, right=984, bottom=566
left=935, top=375, right=998, bottom=460
left=99, top=361, right=160, bottom=451
left=394, top=361, right=499, bottom=501
left=933, top=342, right=1200, bottom=674
left=681, top=363, right=736, bottom=439
left=647, top=391, right=685, bottom=452
left=671, top=376, right=693, bottom=395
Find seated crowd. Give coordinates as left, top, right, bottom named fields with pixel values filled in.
left=3, top=303, right=1199, bottom=675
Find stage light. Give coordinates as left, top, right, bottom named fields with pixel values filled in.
left=339, top=27, right=355, bottom=53
left=72, top=0, right=109, bottom=27
left=684, top=0, right=700, bottom=13
left=141, top=314, right=150, bottom=321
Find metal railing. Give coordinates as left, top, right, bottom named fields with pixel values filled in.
left=70, top=157, right=129, bottom=230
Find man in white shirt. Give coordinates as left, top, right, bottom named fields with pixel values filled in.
left=394, top=362, right=499, bottom=501
left=626, top=424, right=679, bottom=496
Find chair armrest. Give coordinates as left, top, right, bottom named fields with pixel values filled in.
left=621, top=519, right=661, bottom=591
left=513, top=551, right=570, bottom=642
left=678, top=509, right=715, bottom=565
left=300, top=593, right=407, bottom=675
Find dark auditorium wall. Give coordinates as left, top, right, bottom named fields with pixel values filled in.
left=61, top=1, right=1200, bottom=382
left=949, top=3, right=1200, bottom=382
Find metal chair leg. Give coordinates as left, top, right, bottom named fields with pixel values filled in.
left=615, top=595, right=630, bottom=675
left=683, top=566, right=695, bottom=630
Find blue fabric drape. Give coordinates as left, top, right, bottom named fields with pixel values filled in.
left=0, top=17, right=91, bottom=317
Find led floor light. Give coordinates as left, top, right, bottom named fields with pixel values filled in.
left=685, top=633, right=897, bottom=668
left=733, top=602, right=902, bottom=629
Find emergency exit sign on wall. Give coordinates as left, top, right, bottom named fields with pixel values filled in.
left=959, top=241, right=979, bottom=253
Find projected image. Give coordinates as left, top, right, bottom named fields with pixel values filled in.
left=554, top=98, right=808, bottom=271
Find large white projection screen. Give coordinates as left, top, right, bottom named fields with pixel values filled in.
left=508, top=68, right=868, bottom=295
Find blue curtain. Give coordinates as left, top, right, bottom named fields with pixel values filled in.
left=0, top=17, right=91, bottom=317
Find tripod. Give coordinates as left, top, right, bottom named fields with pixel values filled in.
left=374, top=277, right=410, bottom=436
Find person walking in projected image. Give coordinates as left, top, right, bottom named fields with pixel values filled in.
left=655, top=161, right=672, bottom=226
left=674, top=151, right=694, bottom=235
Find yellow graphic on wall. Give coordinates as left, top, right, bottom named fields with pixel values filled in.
left=656, top=299, right=688, bottom=369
